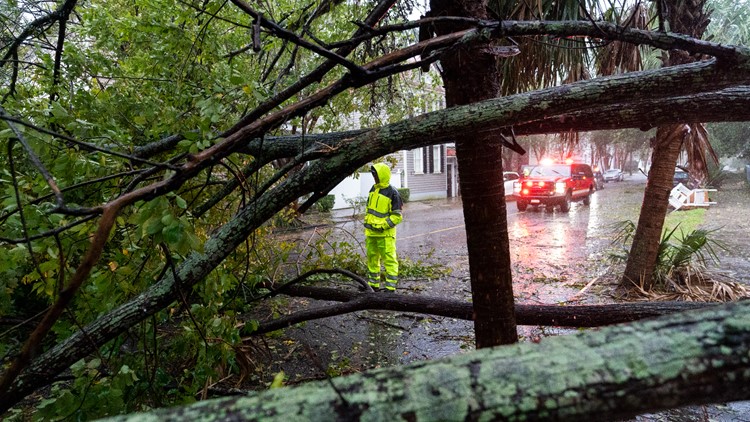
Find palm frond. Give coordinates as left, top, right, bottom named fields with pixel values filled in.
left=596, top=3, right=649, bottom=76
left=683, top=123, right=719, bottom=184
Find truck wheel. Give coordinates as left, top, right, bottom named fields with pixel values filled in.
left=583, top=189, right=592, bottom=205
left=560, top=192, right=571, bottom=212
left=517, top=201, right=528, bottom=212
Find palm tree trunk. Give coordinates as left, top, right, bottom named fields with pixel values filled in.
left=622, top=126, right=685, bottom=287
left=430, top=0, right=517, bottom=347
left=621, top=0, right=710, bottom=289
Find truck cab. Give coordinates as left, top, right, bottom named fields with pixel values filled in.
left=514, top=160, right=595, bottom=212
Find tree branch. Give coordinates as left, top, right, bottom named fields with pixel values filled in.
left=0, top=0, right=79, bottom=66
left=0, top=106, right=99, bottom=216
left=106, top=300, right=750, bottom=421
left=250, top=284, right=714, bottom=334
left=219, top=0, right=396, bottom=138
left=0, top=110, right=177, bottom=169
left=230, top=0, right=369, bottom=75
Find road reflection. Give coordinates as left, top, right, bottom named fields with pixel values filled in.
left=509, top=201, right=594, bottom=265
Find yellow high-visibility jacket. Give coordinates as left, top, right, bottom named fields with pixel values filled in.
left=364, top=163, right=403, bottom=237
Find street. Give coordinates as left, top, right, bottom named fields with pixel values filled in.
left=392, top=173, right=649, bottom=303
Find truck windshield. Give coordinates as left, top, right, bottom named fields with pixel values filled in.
left=523, top=164, right=570, bottom=177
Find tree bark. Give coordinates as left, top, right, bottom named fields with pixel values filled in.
left=622, top=125, right=686, bottom=287
left=430, top=0, right=518, bottom=348
left=621, top=0, right=711, bottom=289
left=253, top=284, right=716, bottom=334
left=105, top=300, right=750, bottom=422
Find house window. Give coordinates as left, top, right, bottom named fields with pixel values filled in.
left=412, top=146, right=442, bottom=175
left=413, top=149, right=424, bottom=174
left=432, top=145, right=442, bottom=174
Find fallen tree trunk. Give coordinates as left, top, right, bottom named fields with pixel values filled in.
left=105, top=300, right=750, bottom=421
left=253, top=285, right=715, bottom=334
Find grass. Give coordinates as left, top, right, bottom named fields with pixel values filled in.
left=664, top=208, right=706, bottom=235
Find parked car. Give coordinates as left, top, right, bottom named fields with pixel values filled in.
left=603, top=168, right=624, bottom=182
left=514, top=160, right=595, bottom=212
left=592, top=167, right=605, bottom=190
left=673, top=168, right=690, bottom=187
left=503, top=171, right=520, bottom=197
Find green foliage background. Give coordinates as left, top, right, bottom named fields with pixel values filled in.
left=0, top=0, right=445, bottom=417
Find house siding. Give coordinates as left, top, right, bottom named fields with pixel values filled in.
left=405, top=146, right=447, bottom=201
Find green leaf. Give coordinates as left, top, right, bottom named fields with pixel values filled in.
left=183, top=131, right=201, bottom=141
left=143, top=217, right=163, bottom=236
left=162, top=223, right=183, bottom=245
left=175, top=196, right=187, bottom=209
left=50, top=102, right=69, bottom=120
left=270, top=371, right=285, bottom=389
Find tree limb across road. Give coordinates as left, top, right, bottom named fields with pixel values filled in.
left=252, top=284, right=716, bottom=334
left=103, top=300, right=750, bottom=421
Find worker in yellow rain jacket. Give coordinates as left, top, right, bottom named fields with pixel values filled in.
left=364, top=163, right=403, bottom=291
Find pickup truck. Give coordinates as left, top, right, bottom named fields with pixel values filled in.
left=514, top=161, right=596, bottom=212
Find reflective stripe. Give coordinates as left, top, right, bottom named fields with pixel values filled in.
left=386, top=274, right=398, bottom=281
left=367, top=208, right=388, bottom=218
left=386, top=217, right=395, bottom=227
left=364, top=223, right=383, bottom=232
left=368, top=281, right=381, bottom=288
left=391, top=210, right=402, bottom=215
left=384, top=280, right=397, bottom=290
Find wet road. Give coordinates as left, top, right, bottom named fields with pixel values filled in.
left=392, top=174, right=648, bottom=304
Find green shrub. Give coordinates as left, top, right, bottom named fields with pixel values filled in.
left=397, top=188, right=410, bottom=203
left=609, top=220, right=725, bottom=287
left=315, top=194, right=336, bottom=213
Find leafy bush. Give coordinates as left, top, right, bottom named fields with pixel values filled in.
left=610, top=220, right=724, bottom=283
left=607, top=220, right=746, bottom=301
left=314, top=194, right=336, bottom=213
left=397, top=188, right=410, bottom=203
left=399, top=254, right=450, bottom=279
